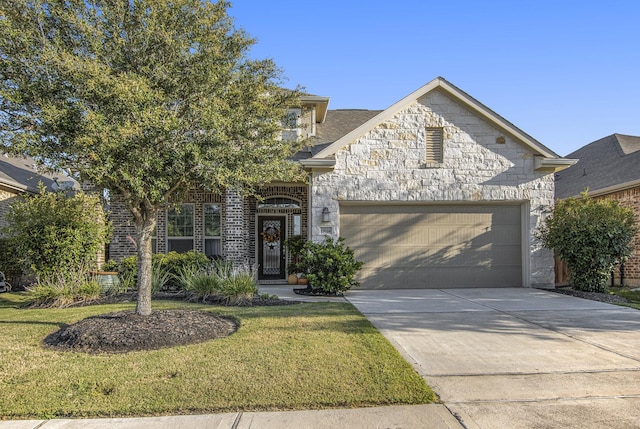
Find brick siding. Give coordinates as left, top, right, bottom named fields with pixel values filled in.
left=108, top=184, right=309, bottom=267
left=598, top=186, right=640, bottom=286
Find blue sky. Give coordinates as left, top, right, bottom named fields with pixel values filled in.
left=229, top=1, right=639, bottom=156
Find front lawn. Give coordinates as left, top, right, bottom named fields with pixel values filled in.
left=0, top=293, right=435, bottom=419
left=610, top=286, right=640, bottom=310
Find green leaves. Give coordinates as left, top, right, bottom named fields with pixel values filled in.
left=297, top=237, right=364, bottom=294
left=537, top=191, right=637, bottom=292
left=1, top=0, right=303, bottom=209
left=1, top=0, right=304, bottom=313
left=2, top=187, right=111, bottom=278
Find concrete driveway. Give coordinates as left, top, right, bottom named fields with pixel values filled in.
left=346, top=288, right=640, bottom=429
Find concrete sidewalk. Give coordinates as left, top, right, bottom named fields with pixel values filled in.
left=0, top=405, right=462, bottom=429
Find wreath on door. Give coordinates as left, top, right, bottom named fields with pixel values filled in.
left=261, top=226, right=280, bottom=243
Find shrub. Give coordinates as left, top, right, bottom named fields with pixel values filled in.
left=297, top=237, right=364, bottom=294
left=284, top=235, right=307, bottom=274
left=2, top=187, right=110, bottom=279
left=151, top=258, right=173, bottom=293
left=0, top=237, right=23, bottom=287
left=104, top=251, right=210, bottom=292
left=177, top=259, right=255, bottom=304
left=537, top=191, right=637, bottom=292
left=27, top=269, right=102, bottom=307
left=158, top=251, right=210, bottom=281
left=219, top=268, right=258, bottom=305
left=103, top=256, right=138, bottom=292
left=176, top=264, right=222, bottom=302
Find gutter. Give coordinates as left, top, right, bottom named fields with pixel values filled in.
left=534, top=156, right=578, bottom=172
left=298, top=158, right=336, bottom=169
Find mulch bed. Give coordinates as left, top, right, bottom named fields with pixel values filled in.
left=545, top=287, right=629, bottom=304
left=43, top=310, right=239, bottom=354
left=41, top=292, right=299, bottom=354
left=293, top=287, right=344, bottom=297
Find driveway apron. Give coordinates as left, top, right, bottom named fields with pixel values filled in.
left=346, top=288, right=640, bottom=429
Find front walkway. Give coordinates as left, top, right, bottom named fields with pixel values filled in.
left=345, top=288, right=640, bottom=429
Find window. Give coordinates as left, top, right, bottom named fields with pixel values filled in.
left=151, top=226, right=157, bottom=254
left=425, top=127, right=444, bottom=164
left=284, top=109, right=301, bottom=129
left=204, top=204, right=221, bottom=258
left=257, top=197, right=300, bottom=209
left=167, top=204, right=194, bottom=253
left=292, top=214, right=301, bottom=236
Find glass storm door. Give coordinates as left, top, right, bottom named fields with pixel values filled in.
left=258, top=216, right=286, bottom=280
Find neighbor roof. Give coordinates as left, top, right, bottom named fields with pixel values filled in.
left=555, top=134, right=640, bottom=199
left=0, top=154, right=74, bottom=193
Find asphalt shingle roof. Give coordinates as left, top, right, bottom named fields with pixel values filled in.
left=555, top=133, right=640, bottom=199
left=0, top=154, right=68, bottom=193
left=293, top=109, right=383, bottom=160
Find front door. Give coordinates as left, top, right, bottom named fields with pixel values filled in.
left=257, top=216, right=286, bottom=280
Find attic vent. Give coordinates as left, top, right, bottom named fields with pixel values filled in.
left=425, top=127, right=444, bottom=164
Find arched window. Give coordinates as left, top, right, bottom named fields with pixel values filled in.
left=257, top=197, right=300, bottom=209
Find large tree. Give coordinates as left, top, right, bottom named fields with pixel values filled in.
left=0, top=0, right=303, bottom=315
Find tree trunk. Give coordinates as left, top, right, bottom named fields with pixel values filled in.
left=135, top=212, right=157, bottom=316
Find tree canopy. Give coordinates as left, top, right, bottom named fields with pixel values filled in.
left=537, top=191, right=637, bottom=292
left=0, top=0, right=304, bottom=314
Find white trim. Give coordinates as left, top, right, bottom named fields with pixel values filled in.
left=299, top=158, right=336, bottom=169
left=534, top=156, right=578, bottom=172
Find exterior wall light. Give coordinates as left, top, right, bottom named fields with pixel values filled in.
left=322, top=207, right=330, bottom=222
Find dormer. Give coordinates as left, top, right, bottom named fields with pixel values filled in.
left=283, top=95, right=330, bottom=141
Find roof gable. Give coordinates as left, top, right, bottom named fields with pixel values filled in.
left=313, top=77, right=561, bottom=160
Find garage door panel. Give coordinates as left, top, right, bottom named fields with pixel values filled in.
left=357, top=266, right=522, bottom=289
left=492, top=245, right=523, bottom=266
left=353, top=246, right=389, bottom=267
left=341, top=204, right=523, bottom=289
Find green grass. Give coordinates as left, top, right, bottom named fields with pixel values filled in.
left=610, top=287, right=640, bottom=310
left=0, top=293, right=435, bottom=419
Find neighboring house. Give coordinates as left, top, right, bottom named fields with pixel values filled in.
left=0, top=154, right=76, bottom=231
left=555, top=134, right=640, bottom=286
left=109, top=77, right=575, bottom=289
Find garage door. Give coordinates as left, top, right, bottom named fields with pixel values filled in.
left=340, top=204, right=522, bottom=289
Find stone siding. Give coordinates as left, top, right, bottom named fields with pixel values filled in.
left=311, top=89, right=556, bottom=287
